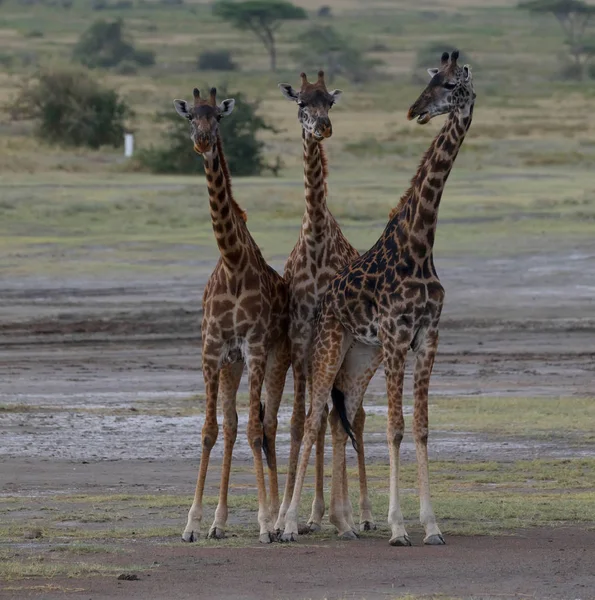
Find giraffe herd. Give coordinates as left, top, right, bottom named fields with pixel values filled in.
left=173, top=49, right=475, bottom=546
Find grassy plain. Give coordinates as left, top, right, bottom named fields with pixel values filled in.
left=0, top=0, right=594, bottom=279
left=1, top=0, right=594, bottom=589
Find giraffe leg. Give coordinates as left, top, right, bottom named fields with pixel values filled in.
left=246, top=347, right=275, bottom=543
left=353, top=405, right=374, bottom=531
left=413, top=328, right=445, bottom=545
left=207, top=362, right=243, bottom=540
left=307, top=401, right=328, bottom=532
left=182, top=358, right=219, bottom=542
left=328, top=406, right=356, bottom=539
left=332, top=345, right=383, bottom=533
left=281, top=315, right=349, bottom=542
left=380, top=329, right=410, bottom=547
left=275, top=349, right=307, bottom=533
left=262, top=339, right=291, bottom=528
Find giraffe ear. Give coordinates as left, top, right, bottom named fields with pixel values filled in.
left=427, top=68, right=439, bottom=78
left=173, top=99, right=191, bottom=120
left=329, top=89, right=343, bottom=104
left=463, top=65, right=472, bottom=81
left=218, top=98, right=235, bottom=117
left=278, top=83, right=299, bottom=102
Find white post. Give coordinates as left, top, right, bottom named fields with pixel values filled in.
left=124, top=133, right=134, bottom=158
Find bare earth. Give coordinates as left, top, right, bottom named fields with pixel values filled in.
left=1, top=249, right=595, bottom=599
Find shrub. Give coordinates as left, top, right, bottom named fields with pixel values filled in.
left=197, top=49, right=237, bottom=71
left=24, top=29, right=44, bottom=38
left=138, top=86, right=280, bottom=176
left=7, top=68, right=132, bottom=149
left=317, top=5, right=332, bottom=17
left=73, top=19, right=155, bottom=69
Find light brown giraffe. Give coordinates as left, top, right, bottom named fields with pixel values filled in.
left=173, top=86, right=290, bottom=544
left=274, top=71, right=375, bottom=536
left=281, top=50, right=476, bottom=544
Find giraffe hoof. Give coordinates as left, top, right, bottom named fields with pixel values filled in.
left=207, top=527, right=226, bottom=540
left=424, top=534, right=445, bottom=545
left=307, top=522, right=322, bottom=533
left=339, top=530, right=358, bottom=541
left=279, top=531, right=298, bottom=543
left=259, top=532, right=275, bottom=544
left=181, top=530, right=199, bottom=543
left=360, top=520, right=377, bottom=532
left=389, top=534, right=412, bottom=547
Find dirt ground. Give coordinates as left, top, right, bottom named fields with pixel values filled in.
left=1, top=249, right=594, bottom=599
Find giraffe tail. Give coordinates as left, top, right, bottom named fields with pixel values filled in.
left=259, top=402, right=271, bottom=468
left=331, top=386, right=359, bottom=453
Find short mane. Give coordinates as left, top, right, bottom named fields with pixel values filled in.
left=216, top=135, right=248, bottom=223
left=388, top=133, right=439, bottom=222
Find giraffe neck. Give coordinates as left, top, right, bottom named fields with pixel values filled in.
left=301, top=133, right=330, bottom=239
left=202, top=136, right=250, bottom=270
left=393, top=107, right=474, bottom=256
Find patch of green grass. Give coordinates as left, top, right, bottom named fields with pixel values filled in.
left=0, top=556, right=147, bottom=581
left=430, top=396, right=595, bottom=438
left=363, top=396, right=595, bottom=440
left=49, top=543, right=128, bottom=555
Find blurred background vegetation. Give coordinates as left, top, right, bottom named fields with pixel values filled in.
left=0, top=0, right=594, bottom=277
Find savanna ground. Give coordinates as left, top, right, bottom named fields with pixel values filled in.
left=1, top=0, right=595, bottom=598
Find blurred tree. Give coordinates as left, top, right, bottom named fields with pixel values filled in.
left=519, top=0, right=595, bottom=79
left=294, top=25, right=381, bottom=83
left=73, top=19, right=155, bottom=69
left=197, top=49, right=237, bottom=71
left=7, top=68, right=131, bottom=148
left=138, top=85, right=282, bottom=176
left=213, top=0, right=307, bottom=71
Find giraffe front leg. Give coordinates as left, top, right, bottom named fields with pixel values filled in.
left=183, top=359, right=219, bottom=542
left=262, top=339, right=291, bottom=527
left=381, top=335, right=410, bottom=547
left=208, top=362, right=243, bottom=540
left=414, top=328, right=445, bottom=545
left=246, top=348, right=275, bottom=544
left=275, top=350, right=306, bottom=533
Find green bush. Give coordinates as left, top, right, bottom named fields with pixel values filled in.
left=7, top=68, right=132, bottom=149
left=73, top=19, right=155, bottom=69
left=138, top=86, right=280, bottom=176
left=197, top=49, right=237, bottom=71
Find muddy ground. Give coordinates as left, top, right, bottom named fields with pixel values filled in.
left=1, top=250, right=594, bottom=599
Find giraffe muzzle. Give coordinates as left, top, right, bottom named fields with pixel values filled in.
left=408, top=106, right=431, bottom=125
left=314, top=118, right=332, bottom=140
left=194, top=134, right=212, bottom=154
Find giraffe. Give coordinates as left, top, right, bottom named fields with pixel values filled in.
left=274, top=70, right=376, bottom=536
left=280, top=50, right=475, bottom=544
left=173, top=86, right=290, bottom=544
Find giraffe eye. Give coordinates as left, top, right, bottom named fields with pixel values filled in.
left=444, top=82, right=456, bottom=90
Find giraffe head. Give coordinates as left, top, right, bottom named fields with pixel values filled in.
left=173, top=87, right=235, bottom=155
left=408, top=50, right=475, bottom=125
left=278, top=70, right=342, bottom=141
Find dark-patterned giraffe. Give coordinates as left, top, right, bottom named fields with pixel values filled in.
left=280, top=50, right=476, bottom=544
left=274, top=71, right=376, bottom=536
left=173, top=87, right=290, bottom=544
